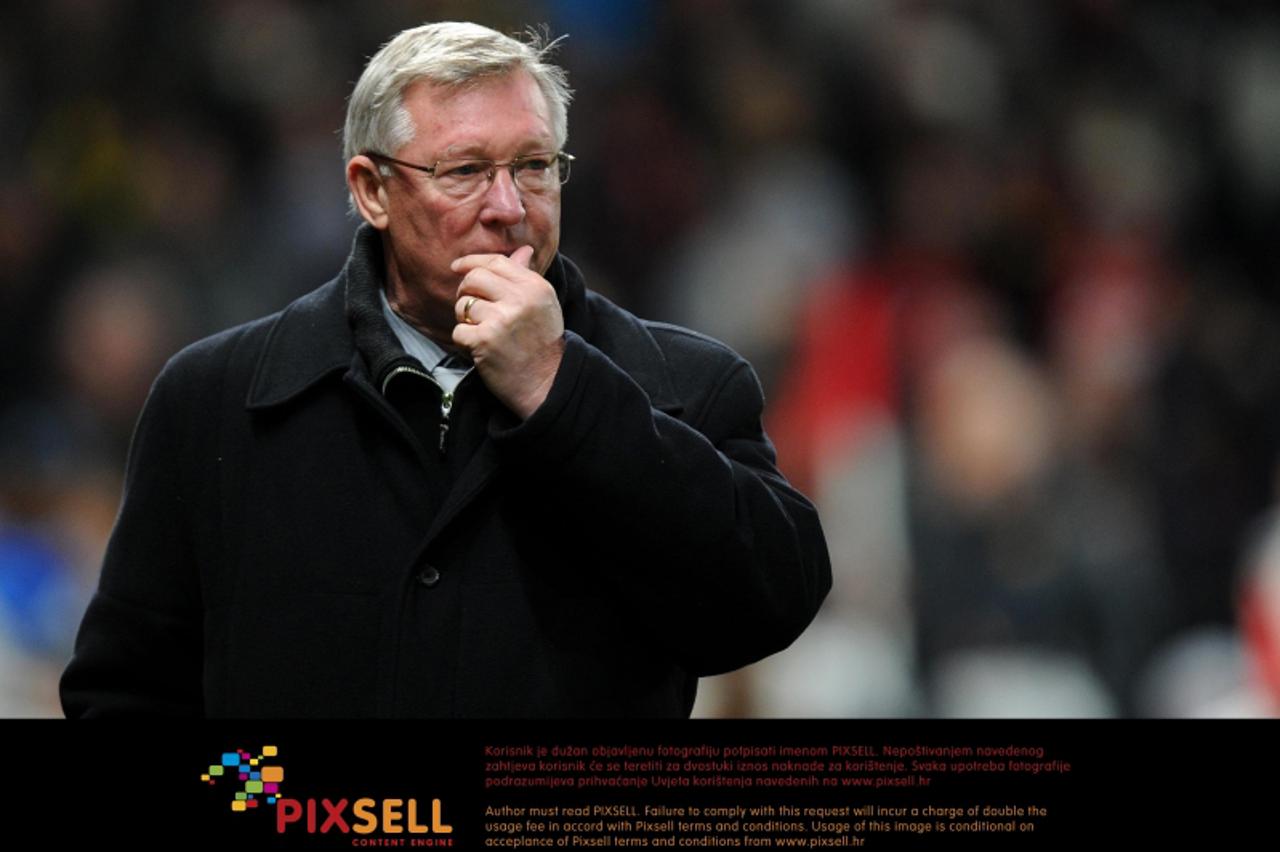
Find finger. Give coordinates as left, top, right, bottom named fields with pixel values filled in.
left=454, top=267, right=509, bottom=302
left=450, top=247, right=537, bottom=275
left=452, top=321, right=481, bottom=351
left=451, top=253, right=516, bottom=274
left=455, top=294, right=490, bottom=325
left=509, top=245, right=535, bottom=269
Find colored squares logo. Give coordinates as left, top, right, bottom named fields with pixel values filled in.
left=200, top=746, right=284, bottom=813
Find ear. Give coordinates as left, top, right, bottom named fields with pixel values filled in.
left=346, top=155, right=391, bottom=230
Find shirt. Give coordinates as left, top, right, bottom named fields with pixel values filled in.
left=378, top=288, right=472, bottom=395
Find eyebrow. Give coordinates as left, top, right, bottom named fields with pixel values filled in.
left=440, top=140, right=557, bottom=159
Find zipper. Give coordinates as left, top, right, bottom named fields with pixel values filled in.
left=380, top=363, right=466, bottom=453
left=439, top=390, right=453, bottom=451
left=381, top=363, right=432, bottom=392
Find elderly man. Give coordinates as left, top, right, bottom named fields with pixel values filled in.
left=60, top=22, right=830, bottom=717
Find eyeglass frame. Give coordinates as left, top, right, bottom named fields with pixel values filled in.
left=361, top=150, right=575, bottom=196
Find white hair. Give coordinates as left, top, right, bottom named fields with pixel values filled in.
left=343, top=21, right=572, bottom=165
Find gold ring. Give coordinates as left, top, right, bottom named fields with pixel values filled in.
left=463, top=296, right=477, bottom=324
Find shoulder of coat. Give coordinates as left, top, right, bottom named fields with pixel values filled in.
left=585, top=290, right=743, bottom=361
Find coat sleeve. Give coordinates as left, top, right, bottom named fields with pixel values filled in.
left=491, top=330, right=832, bottom=676
left=60, top=360, right=205, bottom=716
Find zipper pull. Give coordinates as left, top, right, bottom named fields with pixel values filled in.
left=438, top=391, right=454, bottom=452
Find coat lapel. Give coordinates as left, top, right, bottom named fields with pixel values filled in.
left=244, top=274, right=353, bottom=410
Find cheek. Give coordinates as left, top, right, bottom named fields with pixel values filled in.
left=530, top=198, right=560, bottom=238
left=408, top=205, right=469, bottom=252
left=532, top=211, right=559, bottom=267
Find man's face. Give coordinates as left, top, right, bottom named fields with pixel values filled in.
left=375, top=70, right=562, bottom=317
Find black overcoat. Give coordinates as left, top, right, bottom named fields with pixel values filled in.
left=61, top=228, right=831, bottom=717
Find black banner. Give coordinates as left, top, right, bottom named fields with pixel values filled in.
left=12, top=720, right=1272, bottom=848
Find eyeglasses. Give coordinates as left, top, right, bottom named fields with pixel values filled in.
left=364, top=150, right=574, bottom=201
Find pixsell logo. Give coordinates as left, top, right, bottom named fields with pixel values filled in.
left=201, top=745, right=284, bottom=811
left=199, top=744, right=453, bottom=843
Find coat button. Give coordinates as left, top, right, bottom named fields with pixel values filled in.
left=417, top=565, right=441, bottom=588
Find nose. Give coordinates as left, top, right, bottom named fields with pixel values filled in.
left=478, top=165, right=526, bottom=226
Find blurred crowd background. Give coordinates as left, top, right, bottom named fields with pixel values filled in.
left=3, top=0, right=1280, bottom=717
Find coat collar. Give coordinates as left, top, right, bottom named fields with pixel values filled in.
left=245, top=225, right=680, bottom=412
left=245, top=273, right=352, bottom=410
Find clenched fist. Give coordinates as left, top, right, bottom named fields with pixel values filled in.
left=451, top=245, right=566, bottom=419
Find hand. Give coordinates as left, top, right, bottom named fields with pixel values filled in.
left=451, top=246, right=565, bottom=419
